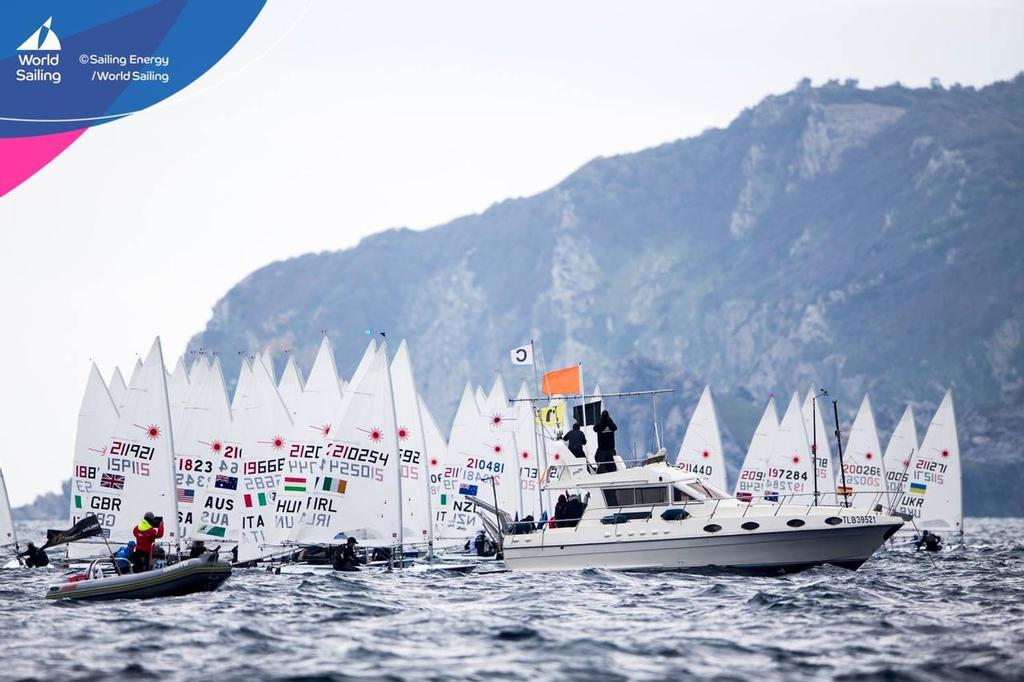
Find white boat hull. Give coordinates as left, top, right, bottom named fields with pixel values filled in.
left=503, top=520, right=902, bottom=573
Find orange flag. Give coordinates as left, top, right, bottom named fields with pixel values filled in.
left=541, top=365, right=582, bottom=396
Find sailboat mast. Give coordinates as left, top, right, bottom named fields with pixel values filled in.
left=529, top=340, right=549, bottom=517
left=157, top=339, right=182, bottom=557
left=832, top=400, right=849, bottom=507
left=382, top=340, right=405, bottom=557
left=404, top=345, right=435, bottom=561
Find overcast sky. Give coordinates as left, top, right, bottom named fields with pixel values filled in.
left=1, top=0, right=1022, bottom=505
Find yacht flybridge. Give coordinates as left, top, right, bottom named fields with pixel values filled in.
left=501, top=457, right=904, bottom=573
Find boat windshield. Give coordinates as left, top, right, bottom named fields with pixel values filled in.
left=687, top=481, right=730, bottom=500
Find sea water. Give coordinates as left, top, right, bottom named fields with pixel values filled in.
left=1, top=517, right=1022, bottom=681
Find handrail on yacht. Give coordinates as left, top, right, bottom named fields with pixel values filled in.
left=510, top=489, right=893, bottom=540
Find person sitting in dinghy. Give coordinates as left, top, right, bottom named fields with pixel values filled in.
left=19, top=542, right=50, bottom=568
left=113, top=540, right=135, bottom=573
left=333, top=536, right=362, bottom=572
left=915, top=530, right=943, bottom=552
left=131, top=512, right=164, bottom=573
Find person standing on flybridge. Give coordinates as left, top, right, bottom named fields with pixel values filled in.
left=593, top=410, right=618, bottom=474
left=562, top=422, right=588, bottom=462
left=132, top=512, right=164, bottom=573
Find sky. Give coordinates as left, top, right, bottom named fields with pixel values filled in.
left=1, top=0, right=1022, bottom=505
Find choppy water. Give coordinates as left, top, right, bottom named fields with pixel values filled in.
left=1, top=517, right=1023, bottom=681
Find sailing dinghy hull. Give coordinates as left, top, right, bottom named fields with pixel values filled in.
left=45, top=555, right=231, bottom=601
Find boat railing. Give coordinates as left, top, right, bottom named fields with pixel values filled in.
left=510, top=489, right=894, bottom=541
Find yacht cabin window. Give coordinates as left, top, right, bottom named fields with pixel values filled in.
left=603, top=486, right=668, bottom=508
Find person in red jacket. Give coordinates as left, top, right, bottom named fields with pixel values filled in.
left=131, top=511, right=164, bottom=573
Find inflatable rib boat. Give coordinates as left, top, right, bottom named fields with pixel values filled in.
left=45, top=553, right=232, bottom=602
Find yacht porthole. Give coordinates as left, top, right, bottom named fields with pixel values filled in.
left=703, top=524, right=722, bottom=533
left=741, top=521, right=760, bottom=531
left=825, top=517, right=843, bottom=526
left=786, top=519, right=806, bottom=528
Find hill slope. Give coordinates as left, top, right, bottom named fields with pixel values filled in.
left=190, top=76, right=1024, bottom=516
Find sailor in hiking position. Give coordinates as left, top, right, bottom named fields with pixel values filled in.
left=131, top=512, right=164, bottom=573
left=593, top=410, right=619, bottom=474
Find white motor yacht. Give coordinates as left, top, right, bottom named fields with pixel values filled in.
left=501, top=457, right=903, bottom=573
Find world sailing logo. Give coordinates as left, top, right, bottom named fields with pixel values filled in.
left=14, top=16, right=62, bottom=85
left=17, top=16, right=62, bottom=51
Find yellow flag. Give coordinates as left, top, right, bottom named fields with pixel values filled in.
left=534, top=402, right=566, bottom=429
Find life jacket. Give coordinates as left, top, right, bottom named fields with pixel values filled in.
left=133, top=519, right=164, bottom=554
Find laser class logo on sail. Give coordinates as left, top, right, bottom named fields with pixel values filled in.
left=15, top=16, right=62, bottom=85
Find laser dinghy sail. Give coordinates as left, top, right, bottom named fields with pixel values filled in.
left=0, top=468, right=20, bottom=567
left=734, top=397, right=779, bottom=502
left=67, top=364, right=121, bottom=559
left=892, top=390, right=963, bottom=541
left=674, top=385, right=727, bottom=491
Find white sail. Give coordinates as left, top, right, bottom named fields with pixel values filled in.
left=390, top=340, right=432, bottom=544
left=167, top=356, right=191, bottom=429
left=178, top=357, right=235, bottom=543
left=436, top=383, right=482, bottom=537
left=894, top=390, right=962, bottom=537
left=419, top=395, right=449, bottom=540
left=513, top=380, right=543, bottom=520
left=838, top=395, right=886, bottom=503
left=189, top=355, right=210, bottom=383
left=802, top=387, right=837, bottom=503
left=108, top=367, right=128, bottom=410
left=68, top=363, right=120, bottom=555
left=734, top=397, right=779, bottom=499
left=231, top=357, right=254, bottom=412
left=0, top=469, right=18, bottom=557
left=475, top=386, right=487, bottom=413
left=127, top=358, right=144, bottom=390
left=87, top=339, right=180, bottom=551
left=260, top=348, right=275, bottom=383
left=278, top=355, right=305, bottom=416
left=481, top=373, right=522, bottom=517
left=674, top=385, right=727, bottom=490
left=883, top=404, right=919, bottom=500
left=761, top=393, right=814, bottom=503
left=275, top=337, right=360, bottom=538
left=293, top=343, right=402, bottom=546
left=234, top=355, right=294, bottom=562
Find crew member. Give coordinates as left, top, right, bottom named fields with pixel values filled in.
left=333, top=536, right=361, bottom=572
left=131, top=511, right=164, bottom=573
left=563, top=494, right=585, bottom=528
left=593, top=410, right=619, bottom=474
left=112, top=540, right=136, bottom=573
left=472, top=530, right=495, bottom=557
left=562, top=422, right=588, bottom=463
left=20, top=542, right=49, bottom=568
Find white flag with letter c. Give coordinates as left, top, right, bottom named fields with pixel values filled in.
left=510, top=344, right=533, bottom=365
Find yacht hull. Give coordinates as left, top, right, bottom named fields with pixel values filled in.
left=502, top=522, right=901, bottom=573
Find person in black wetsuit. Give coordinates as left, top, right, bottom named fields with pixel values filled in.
left=20, top=542, right=49, bottom=568
left=916, top=530, right=943, bottom=552
left=333, top=537, right=361, bottom=571
left=562, top=422, right=588, bottom=463
left=593, top=410, right=618, bottom=474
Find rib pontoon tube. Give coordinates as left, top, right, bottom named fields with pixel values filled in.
left=45, top=553, right=232, bottom=601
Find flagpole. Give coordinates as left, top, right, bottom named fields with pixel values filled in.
left=529, top=340, right=549, bottom=517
